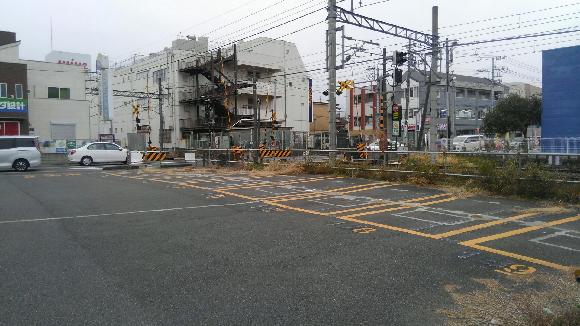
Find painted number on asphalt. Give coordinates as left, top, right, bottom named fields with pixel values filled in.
left=495, top=264, right=536, bottom=276
left=353, top=227, right=377, bottom=234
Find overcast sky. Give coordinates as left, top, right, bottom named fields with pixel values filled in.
left=3, top=0, right=579, bottom=92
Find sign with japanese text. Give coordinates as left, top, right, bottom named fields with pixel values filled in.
left=0, top=99, right=27, bottom=113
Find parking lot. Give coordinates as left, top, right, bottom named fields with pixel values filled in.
left=0, top=166, right=578, bottom=324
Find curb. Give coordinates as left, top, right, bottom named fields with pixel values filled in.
left=102, top=165, right=141, bottom=171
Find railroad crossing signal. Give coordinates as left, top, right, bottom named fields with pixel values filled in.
left=394, top=51, right=408, bottom=66
left=323, top=80, right=354, bottom=96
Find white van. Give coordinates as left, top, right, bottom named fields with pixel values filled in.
left=452, top=135, right=484, bottom=152
left=0, top=136, right=42, bottom=171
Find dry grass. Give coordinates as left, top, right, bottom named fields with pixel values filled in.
left=441, top=272, right=580, bottom=326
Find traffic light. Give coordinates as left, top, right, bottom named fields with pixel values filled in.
left=394, top=68, right=403, bottom=84
left=394, top=51, right=408, bottom=66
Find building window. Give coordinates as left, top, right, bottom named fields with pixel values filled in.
left=48, top=87, right=60, bottom=98
left=15, top=84, right=23, bottom=99
left=48, top=87, right=70, bottom=99
left=288, top=82, right=293, bottom=87
left=0, top=83, right=7, bottom=98
left=409, top=87, right=414, bottom=98
left=456, top=89, right=464, bottom=98
left=467, top=89, right=476, bottom=98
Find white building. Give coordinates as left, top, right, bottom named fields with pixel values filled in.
left=0, top=32, right=90, bottom=152
left=24, top=59, right=90, bottom=150
left=107, top=36, right=309, bottom=149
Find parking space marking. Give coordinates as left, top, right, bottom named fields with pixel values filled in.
left=461, top=214, right=580, bottom=246
left=326, top=202, right=397, bottom=215
left=464, top=243, right=568, bottom=270
left=458, top=215, right=580, bottom=271
left=530, top=231, right=580, bottom=253
left=433, top=212, right=540, bottom=239
left=394, top=208, right=473, bottom=226
left=103, top=170, right=578, bottom=271
left=338, top=196, right=461, bottom=219
left=339, top=183, right=399, bottom=194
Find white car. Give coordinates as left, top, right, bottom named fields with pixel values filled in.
left=69, top=142, right=128, bottom=166
left=0, top=136, right=42, bottom=171
left=452, top=135, right=484, bottom=152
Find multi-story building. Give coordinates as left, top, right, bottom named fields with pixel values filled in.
left=0, top=31, right=28, bottom=136
left=399, top=70, right=508, bottom=141
left=109, top=37, right=310, bottom=149
left=506, top=82, right=541, bottom=98
left=0, top=31, right=90, bottom=152
left=346, top=85, right=380, bottom=140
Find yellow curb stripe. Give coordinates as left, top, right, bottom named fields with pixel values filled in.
left=434, top=212, right=540, bottom=239
left=461, top=214, right=580, bottom=246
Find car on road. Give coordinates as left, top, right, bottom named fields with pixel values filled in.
left=68, top=142, right=128, bottom=166
left=0, top=136, right=42, bottom=172
left=452, top=135, right=485, bottom=151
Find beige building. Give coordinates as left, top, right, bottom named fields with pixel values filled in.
left=506, top=82, right=541, bottom=98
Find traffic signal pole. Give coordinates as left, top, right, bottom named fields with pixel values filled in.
left=382, top=48, right=388, bottom=167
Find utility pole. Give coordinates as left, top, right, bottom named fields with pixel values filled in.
left=233, top=44, right=238, bottom=117
left=445, top=38, right=452, bottom=149
left=328, top=0, right=337, bottom=159
left=253, top=70, right=259, bottom=163
left=491, top=56, right=496, bottom=110
left=283, top=41, right=288, bottom=128
left=406, top=40, right=412, bottom=149
left=158, top=77, right=164, bottom=152
left=428, top=6, right=439, bottom=152
left=382, top=48, right=388, bottom=166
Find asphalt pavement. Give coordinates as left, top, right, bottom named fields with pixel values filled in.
left=0, top=166, right=578, bottom=325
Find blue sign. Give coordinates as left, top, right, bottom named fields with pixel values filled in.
left=0, top=99, right=27, bottom=113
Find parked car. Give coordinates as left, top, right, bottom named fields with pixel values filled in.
left=0, top=136, right=41, bottom=172
left=68, top=142, right=128, bottom=166
left=452, top=135, right=485, bottom=151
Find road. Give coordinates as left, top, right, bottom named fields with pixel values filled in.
left=0, top=166, right=578, bottom=325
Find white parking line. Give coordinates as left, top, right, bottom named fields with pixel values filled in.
left=530, top=231, right=580, bottom=253
left=0, top=201, right=256, bottom=225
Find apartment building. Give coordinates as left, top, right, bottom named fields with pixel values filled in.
left=109, top=37, right=309, bottom=149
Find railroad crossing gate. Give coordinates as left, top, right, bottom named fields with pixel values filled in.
left=259, top=148, right=292, bottom=158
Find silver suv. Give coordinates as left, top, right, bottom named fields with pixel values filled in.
left=0, top=136, right=42, bottom=171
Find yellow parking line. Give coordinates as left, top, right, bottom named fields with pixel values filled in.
left=325, top=181, right=391, bottom=193
left=263, top=201, right=327, bottom=216
left=402, top=193, right=451, bottom=203
left=326, top=202, right=396, bottom=215
left=433, top=212, right=540, bottom=239
left=339, top=196, right=461, bottom=219
left=461, top=214, right=580, bottom=246
left=268, top=193, right=330, bottom=203
left=462, top=243, right=569, bottom=271
left=337, top=216, right=439, bottom=239
left=338, top=183, right=399, bottom=194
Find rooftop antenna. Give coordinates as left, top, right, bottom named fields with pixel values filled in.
left=50, top=17, right=54, bottom=51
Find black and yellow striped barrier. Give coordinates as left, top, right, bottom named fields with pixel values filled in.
left=356, top=143, right=368, bottom=159
left=230, top=146, right=245, bottom=160
left=142, top=151, right=167, bottom=161
left=259, top=149, right=292, bottom=158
